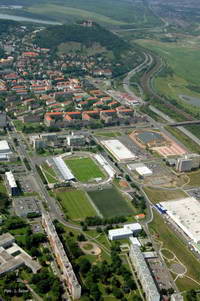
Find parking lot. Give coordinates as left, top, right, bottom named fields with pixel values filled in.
left=18, top=175, right=34, bottom=193
left=119, top=135, right=151, bottom=160
left=187, top=188, right=200, bottom=200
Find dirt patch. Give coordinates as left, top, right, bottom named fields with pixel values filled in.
left=79, top=241, right=101, bottom=256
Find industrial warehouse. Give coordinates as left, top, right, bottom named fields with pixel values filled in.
left=101, top=139, right=136, bottom=161
left=160, top=197, right=200, bottom=244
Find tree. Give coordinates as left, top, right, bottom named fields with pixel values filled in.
left=126, top=279, right=136, bottom=290
left=79, top=258, right=91, bottom=274
left=77, top=234, right=86, bottom=241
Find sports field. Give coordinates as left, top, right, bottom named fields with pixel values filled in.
left=88, top=187, right=133, bottom=218
left=65, top=157, right=105, bottom=182
left=53, top=188, right=96, bottom=220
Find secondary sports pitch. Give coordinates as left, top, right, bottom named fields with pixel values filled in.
left=88, top=187, right=133, bottom=218
left=65, top=157, right=105, bottom=182
left=53, top=188, right=96, bottom=220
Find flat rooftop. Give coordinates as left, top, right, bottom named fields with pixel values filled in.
left=101, top=139, right=136, bottom=161
left=137, top=131, right=165, bottom=144
left=160, top=197, right=200, bottom=244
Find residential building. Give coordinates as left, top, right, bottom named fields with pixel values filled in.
left=42, top=213, right=81, bottom=299
left=129, top=244, right=160, bottom=301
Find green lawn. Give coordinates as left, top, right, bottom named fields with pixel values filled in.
left=53, top=188, right=96, bottom=220
left=137, top=39, right=200, bottom=116
left=13, top=120, right=24, bottom=131
left=186, top=170, right=200, bottom=187
left=88, top=187, right=133, bottom=217
left=41, top=163, right=57, bottom=184
left=65, top=157, right=105, bottom=182
left=143, top=187, right=188, bottom=204
left=165, top=126, right=200, bottom=153
left=95, top=131, right=122, bottom=138
left=150, top=211, right=200, bottom=290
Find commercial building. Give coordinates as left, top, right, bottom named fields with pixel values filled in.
left=0, top=233, right=41, bottom=275
left=42, top=213, right=81, bottom=299
left=176, top=153, right=200, bottom=172
left=160, top=197, right=200, bottom=244
left=128, top=163, right=152, bottom=177
left=129, top=244, right=160, bottom=301
left=135, top=130, right=165, bottom=147
left=5, top=171, right=19, bottom=196
left=67, top=134, right=85, bottom=147
left=30, top=136, right=46, bottom=150
left=101, top=139, right=136, bottom=162
left=49, top=156, right=75, bottom=182
left=129, top=237, right=141, bottom=247
left=108, top=223, right=142, bottom=240
left=0, top=140, right=11, bottom=154
left=176, top=157, right=192, bottom=172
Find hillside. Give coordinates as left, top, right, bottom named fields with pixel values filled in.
left=34, top=23, right=130, bottom=57
left=0, top=0, right=162, bottom=28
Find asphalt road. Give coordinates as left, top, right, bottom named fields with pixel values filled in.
left=122, top=52, right=153, bottom=103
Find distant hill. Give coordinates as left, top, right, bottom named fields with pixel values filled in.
left=34, top=22, right=130, bottom=57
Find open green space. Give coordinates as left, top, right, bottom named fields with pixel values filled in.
left=150, top=211, right=200, bottom=290
left=186, top=170, right=200, bottom=187
left=53, top=188, right=96, bottom=220
left=41, top=163, right=57, bottom=184
left=88, top=187, right=133, bottom=218
left=24, top=0, right=161, bottom=26
left=185, top=124, right=200, bottom=139
left=65, top=157, right=105, bottom=182
left=165, top=126, right=200, bottom=154
left=95, top=131, right=122, bottom=138
left=13, top=120, right=24, bottom=131
left=137, top=39, right=200, bottom=116
left=143, top=187, right=188, bottom=204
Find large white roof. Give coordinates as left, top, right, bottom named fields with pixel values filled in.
left=52, top=156, right=74, bottom=181
left=5, top=171, right=17, bottom=188
left=160, top=197, right=200, bottom=244
left=0, top=140, right=10, bottom=152
left=135, top=166, right=152, bottom=176
left=101, top=139, right=136, bottom=161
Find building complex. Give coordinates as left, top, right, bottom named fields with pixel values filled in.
left=0, top=233, right=41, bottom=275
